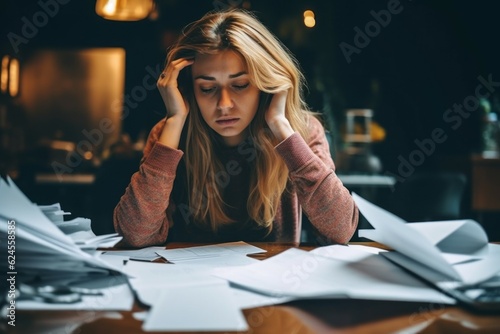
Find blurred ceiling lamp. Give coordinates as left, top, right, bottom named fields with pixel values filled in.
left=303, top=10, right=316, bottom=28
left=95, top=0, right=154, bottom=21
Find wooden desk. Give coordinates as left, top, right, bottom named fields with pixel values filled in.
left=11, top=242, right=500, bottom=334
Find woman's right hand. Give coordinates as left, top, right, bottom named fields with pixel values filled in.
left=157, top=58, right=194, bottom=120
left=157, top=58, right=194, bottom=149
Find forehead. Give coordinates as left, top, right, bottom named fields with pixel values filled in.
left=192, top=50, right=247, bottom=77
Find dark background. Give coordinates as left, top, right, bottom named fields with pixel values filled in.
left=1, top=0, right=499, bottom=239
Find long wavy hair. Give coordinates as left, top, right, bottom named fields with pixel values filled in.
left=165, top=9, right=313, bottom=233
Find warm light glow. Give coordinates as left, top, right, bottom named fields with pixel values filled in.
left=303, top=10, right=314, bottom=18
left=83, top=151, right=93, bottom=160
left=95, top=0, right=154, bottom=21
left=304, top=16, right=316, bottom=28
left=9, top=58, right=19, bottom=97
left=102, top=0, right=118, bottom=16
left=1, top=55, right=9, bottom=94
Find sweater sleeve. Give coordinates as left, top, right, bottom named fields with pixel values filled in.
left=113, top=119, right=183, bottom=247
left=275, top=115, right=358, bottom=244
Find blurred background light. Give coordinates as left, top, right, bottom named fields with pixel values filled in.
left=95, top=0, right=154, bottom=21
left=303, top=9, right=315, bottom=28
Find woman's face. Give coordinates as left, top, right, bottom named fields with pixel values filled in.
left=191, top=50, right=260, bottom=147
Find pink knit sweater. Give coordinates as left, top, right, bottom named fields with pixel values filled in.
left=114, top=115, right=358, bottom=247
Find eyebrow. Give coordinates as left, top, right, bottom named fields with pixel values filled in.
left=194, top=71, right=247, bottom=80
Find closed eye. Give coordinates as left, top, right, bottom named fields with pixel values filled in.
left=200, top=87, right=216, bottom=94
left=233, top=83, right=249, bottom=91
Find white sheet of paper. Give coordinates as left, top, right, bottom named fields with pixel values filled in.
left=103, top=246, right=164, bottom=261
left=56, top=217, right=92, bottom=235
left=0, top=177, right=126, bottom=275
left=155, top=241, right=266, bottom=263
left=354, top=193, right=500, bottom=284
left=230, top=285, right=295, bottom=309
left=213, top=247, right=455, bottom=304
left=311, top=244, right=387, bottom=261
left=0, top=177, right=76, bottom=249
left=406, top=221, right=489, bottom=256
left=382, top=245, right=500, bottom=286
left=124, top=254, right=258, bottom=306
left=142, top=281, right=248, bottom=332
left=353, top=193, right=462, bottom=280
left=37, top=203, right=61, bottom=211
left=97, top=252, right=129, bottom=270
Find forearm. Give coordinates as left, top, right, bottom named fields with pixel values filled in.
left=158, top=115, right=187, bottom=149
left=293, top=161, right=358, bottom=244
left=276, top=132, right=358, bottom=244
left=113, top=143, right=183, bottom=247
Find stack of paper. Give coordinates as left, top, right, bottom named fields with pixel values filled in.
left=212, top=244, right=455, bottom=304
left=0, top=176, right=127, bottom=294
left=352, top=193, right=500, bottom=285
left=38, top=202, right=122, bottom=250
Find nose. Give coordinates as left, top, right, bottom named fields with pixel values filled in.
left=217, top=87, right=233, bottom=112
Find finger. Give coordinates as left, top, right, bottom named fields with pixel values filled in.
left=159, top=58, right=194, bottom=83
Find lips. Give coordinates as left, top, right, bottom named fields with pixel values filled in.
left=216, top=118, right=239, bottom=126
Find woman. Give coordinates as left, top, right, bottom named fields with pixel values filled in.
left=114, top=9, right=358, bottom=247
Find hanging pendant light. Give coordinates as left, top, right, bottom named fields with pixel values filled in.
left=95, top=0, right=154, bottom=21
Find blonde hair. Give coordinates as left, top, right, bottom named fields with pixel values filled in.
left=165, top=9, right=312, bottom=233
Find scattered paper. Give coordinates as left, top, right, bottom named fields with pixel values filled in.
left=353, top=192, right=500, bottom=285
left=142, top=281, right=248, bottom=332
left=155, top=241, right=266, bottom=263
left=103, top=246, right=164, bottom=262
left=213, top=247, right=455, bottom=304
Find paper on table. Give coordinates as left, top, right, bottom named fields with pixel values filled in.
left=0, top=177, right=126, bottom=276
left=405, top=220, right=489, bottom=256
left=353, top=193, right=462, bottom=281
left=353, top=193, right=500, bottom=285
left=155, top=241, right=266, bottom=263
left=382, top=243, right=500, bottom=286
left=56, top=217, right=91, bottom=234
left=103, top=246, right=164, bottom=262
left=123, top=253, right=258, bottom=306
left=0, top=177, right=75, bottom=249
left=73, top=233, right=122, bottom=248
left=213, top=247, right=455, bottom=304
left=97, top=252, right=128, bottom=270
left=142, top=281, right=248, bottom=332
left=311, top=244, right=387, bottom=260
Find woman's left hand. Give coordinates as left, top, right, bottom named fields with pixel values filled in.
left=265, top=90, right=294, bottom=141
